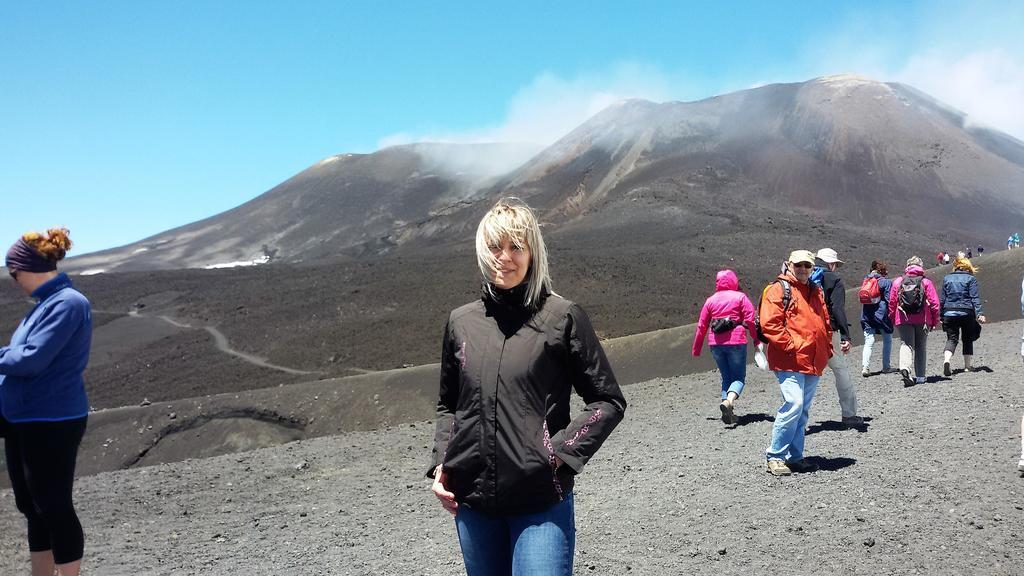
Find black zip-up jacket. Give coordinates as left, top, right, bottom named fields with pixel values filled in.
left=813, top=259, right=851, bottom=341
left=428, top=285, right=626, bottom=515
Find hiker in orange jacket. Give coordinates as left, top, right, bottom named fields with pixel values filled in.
left=761, top=250, right=833, bottom=476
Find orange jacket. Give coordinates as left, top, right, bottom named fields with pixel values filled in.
left=759, top=272, right=833, bottom=375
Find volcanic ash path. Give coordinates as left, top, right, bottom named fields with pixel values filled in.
left=2, top=321, right=1024, bottom=575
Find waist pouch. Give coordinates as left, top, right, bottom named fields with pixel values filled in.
left=710, top=317, right=738, bottom=334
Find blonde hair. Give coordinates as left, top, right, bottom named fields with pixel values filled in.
left=475, top=198, right=552, bottom=307
left=906, top=255, right=923, bottom=268
left=22, top=227, right=73, bottom=261
left=953, top=256, right=977, bottom=274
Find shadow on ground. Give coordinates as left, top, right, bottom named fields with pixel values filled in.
left=805, top=455, right=857, bottom=472
left=733, top=413, right=773, bottom=427
left=807, top=417, right=874, bottom=435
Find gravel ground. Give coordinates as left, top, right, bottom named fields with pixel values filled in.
left=2, top=320, right=1023, bottom=575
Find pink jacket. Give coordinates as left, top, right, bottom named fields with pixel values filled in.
left=887, top=265, right=940, bottom=328
left=692, top=270, right=758, bottom=356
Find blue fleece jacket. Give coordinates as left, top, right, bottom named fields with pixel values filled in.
left=0, top=273, right=91, bottom=422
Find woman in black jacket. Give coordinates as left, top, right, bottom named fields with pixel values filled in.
left=428, top=198, right=626, bottom=576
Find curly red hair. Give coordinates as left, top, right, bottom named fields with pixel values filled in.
left=22, top=227, right=73, bottom=261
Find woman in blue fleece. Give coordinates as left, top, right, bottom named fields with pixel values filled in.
left=1, top=228, right=90, bottom=576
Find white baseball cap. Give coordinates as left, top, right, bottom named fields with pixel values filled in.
left=816, top=248, right=844, bottom=266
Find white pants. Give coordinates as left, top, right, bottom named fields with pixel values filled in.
left=828, top=331, right=857, bottom=418
left=897, top=324, right=928, bottom=378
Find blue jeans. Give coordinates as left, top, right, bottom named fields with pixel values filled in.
left=710, top=344, right=746, bottom=399
left=455, top=493, right=575, bottom=576
left=862, top=329, right=892, bottom=371
left=766, top=371, right=820, bottom=462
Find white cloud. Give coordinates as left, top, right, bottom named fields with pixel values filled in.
left=893, top=49, right=1024, bottom=139
left=376, top=62, right=680, bottom=178
left=378, top=62, right=675, bottom=150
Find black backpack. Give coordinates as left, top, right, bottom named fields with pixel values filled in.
left=755, top=279, right=792, bottom=343
left=898, top=276, right=925, bottom=313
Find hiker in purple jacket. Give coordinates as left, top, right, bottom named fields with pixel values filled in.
left=692, top=269, right=758, bottom=425
left=887, top=256, right=940, bottom=387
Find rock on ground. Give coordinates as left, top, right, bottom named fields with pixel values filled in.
left=2, top=320, right=1023, bottom=575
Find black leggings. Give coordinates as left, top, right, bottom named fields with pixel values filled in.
left=942, top=314, right=978, bottom=356
left=2, top=416, right=87, bottom=564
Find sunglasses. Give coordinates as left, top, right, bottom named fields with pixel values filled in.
left=791, top=262, right=814, bottom=269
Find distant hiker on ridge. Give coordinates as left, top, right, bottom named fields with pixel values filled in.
left=859, top=260, right=894, bottom=376
left=888, top=256, right=940, bottom=387
left=939, top=256, right=986, bottom=376
left=428, top=198, right=626, bottom=576
left=1, top=228, right=90, bottom=576
left=813, top=248, right=862, bottom=427
left=692, top=269, right=758, bottom=425
left=760, top=250, right=833, bottom=476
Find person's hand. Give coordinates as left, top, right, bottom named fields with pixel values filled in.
left=431, top=466, right=458, bottom=515
left=552, top=455, right=564, bottom=470
left=978, top=315, right=987, bottom=324
left=840, top=339, right=852, bottom=354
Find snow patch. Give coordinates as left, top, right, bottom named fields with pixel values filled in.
left=132, top=247, right=149, bottom=254
left=315, top=153, right=348, bottom=165
left=202, top=255, right=271, bottom=270
left=80, top=269, right=105, bottom=276
left=816, top=74, right=880, bottom=87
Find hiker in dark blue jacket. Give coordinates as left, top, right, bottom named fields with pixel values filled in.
left=939, top=255, right=986, bottom=376
left=860, top=260, right=894, bottom=376
left=1, top=228, right=90, bottom=576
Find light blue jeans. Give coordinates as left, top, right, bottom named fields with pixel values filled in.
left=710, top=344, right=747, bottom=399
left=862, top=329, right=892, bottom=371
left=766, top=371, right=820, bottom=462
left=455, top=493, right=575, bottom=576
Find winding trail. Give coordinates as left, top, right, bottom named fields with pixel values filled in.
left=200, top=325, right=317, bottom=376
left=121, top=309, right=320, bottom=376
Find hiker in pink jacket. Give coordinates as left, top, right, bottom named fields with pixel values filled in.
left=887, top=256, right=940, bottom=386
left=692, top=269, right=758, bottom=424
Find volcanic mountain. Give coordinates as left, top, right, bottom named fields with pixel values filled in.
left=6, top=74, right=1023, bottom=411
left=68, top=74, right=1024, bottom=274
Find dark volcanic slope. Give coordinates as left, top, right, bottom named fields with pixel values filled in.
left=3, top=319, right=1023, bottom=575
left=65, top=143, right=541, bottom=273
left=4, top=231, right=1016, bottom=411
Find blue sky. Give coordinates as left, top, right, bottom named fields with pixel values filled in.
left=2, top=1, right=1022, bottom=255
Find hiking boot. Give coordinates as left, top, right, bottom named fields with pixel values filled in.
left=915, top=377, right=926, bottom=385
left=900, top=369, right=915, bottom=387
left=861, top=368, right=870, bottom=377
left=787, top=459, right=819, bottom=473
left=766, top=460, right=792, bottom=476
left=943, top=361, right=951, bottom=377
left=842, top=415, right=864, bottom=427
left=720, top=400, right=736, bottom=424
